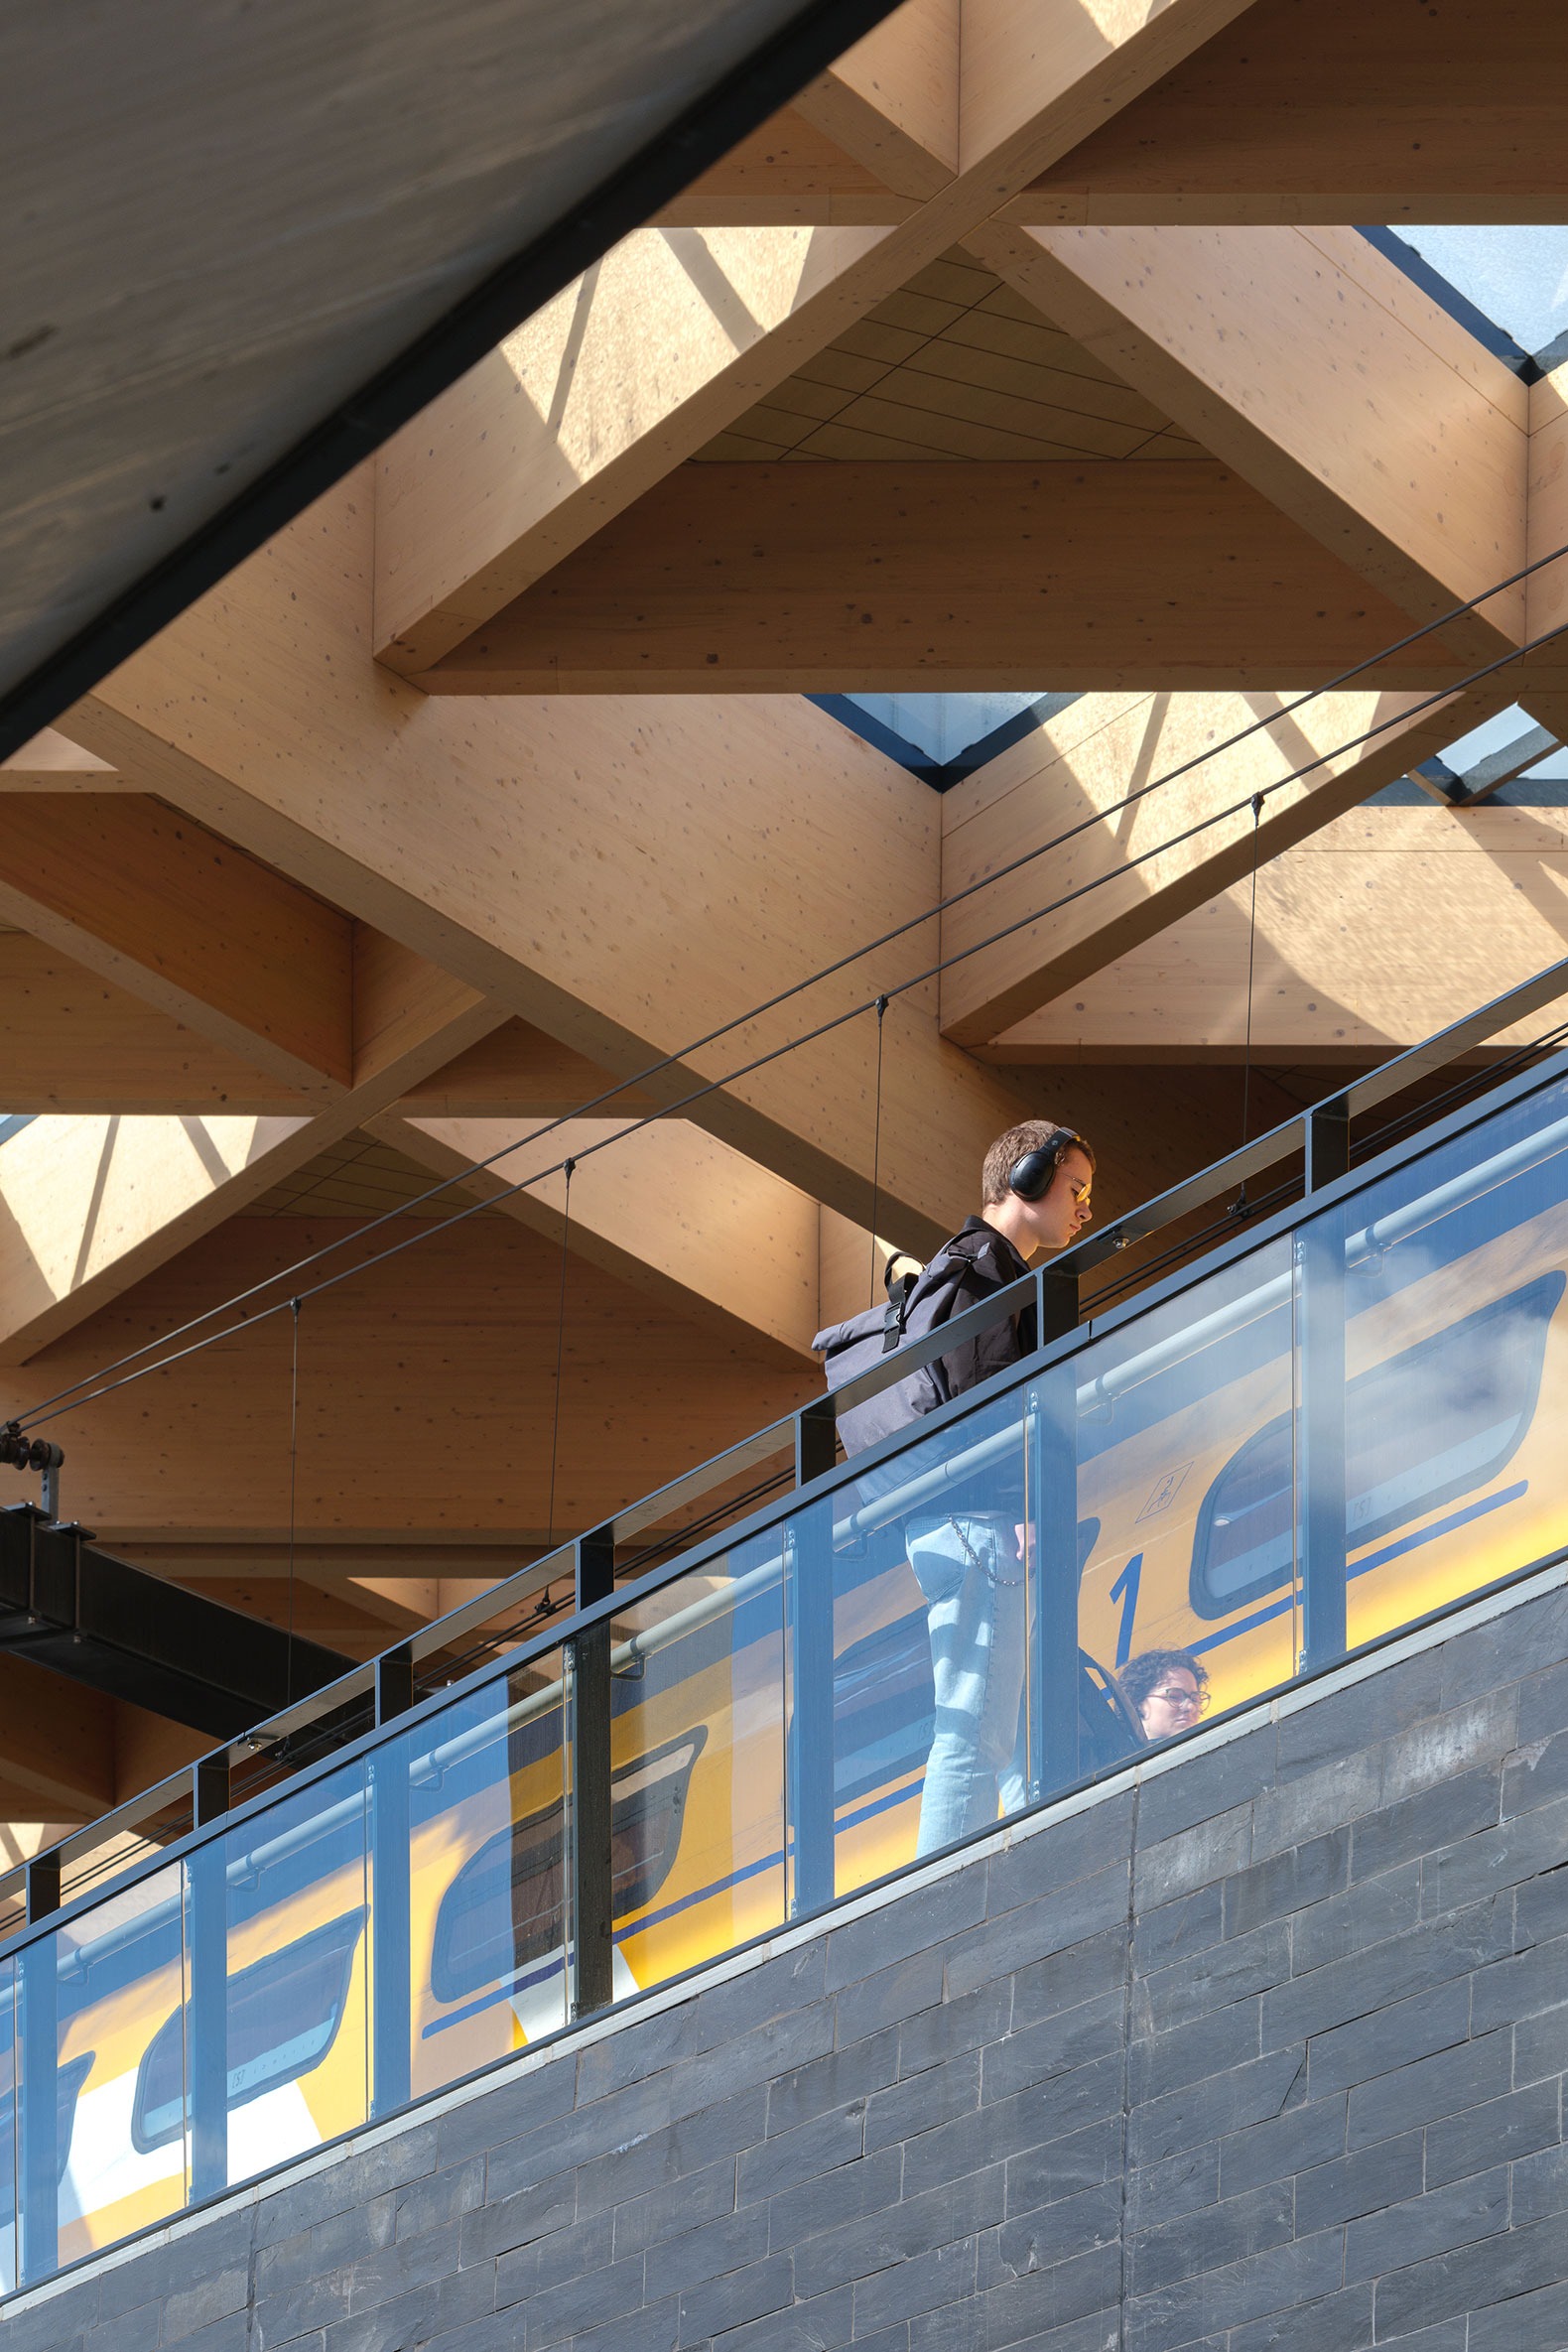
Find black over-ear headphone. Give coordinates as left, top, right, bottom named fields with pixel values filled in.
left=1008, top=1130, right=1084, bottom=1201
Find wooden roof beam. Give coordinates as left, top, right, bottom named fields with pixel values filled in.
left=1003, top=0, right=1568, bottom=226
left=939, top=685, right=1496, bottom=1049
left=422, top=458, right=1458, bottom=694
left=71, top=476, right=1055, bottom=1257
left=0, top=793, right=354, bottom=1097
left=375, top=0, right=1263, bottom=677
left=0, top=938, right=503, bottom=1360
left=988, top=801, right=1568, bottom=1063
left=0, top=933, right=312, bottom=1111
left=0, top=728, right=123, bottom=791
left=371, top=1111, right=828, bottom=1364
left=966, top=221, right=1530, bottom=670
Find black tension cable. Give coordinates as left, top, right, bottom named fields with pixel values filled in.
left=16, top=538, right=1567, bottom=1442
left=15, top=538, right=1568, bottom=1429
left=16, top=606, right=1565, bottom=1444
left=17, top=571, right=1568, bottom=1437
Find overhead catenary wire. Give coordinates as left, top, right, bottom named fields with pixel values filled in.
left=13, top=553, right=1568, bottom=1436
left=12, top=547, right=1559, bottom=1438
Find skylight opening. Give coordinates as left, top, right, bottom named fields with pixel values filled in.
left=1369, top=226, right=1568, bottom=373
left=814, top=692, right=1082, bottom=786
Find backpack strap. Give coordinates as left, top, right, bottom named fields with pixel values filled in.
left=880, top=1265, right=920, bottom=1353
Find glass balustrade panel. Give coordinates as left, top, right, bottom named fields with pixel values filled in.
left=401, top=1654, right=568, bottom=2100
left=1075, top=1237, right=1300, bottom=1737
left=821, top=1379, right=1041, bottom=1896
left=1324, top=1077, right=1568, bottom=1650
left=196, top=1762, right=369, bottom=2191
left=609, top=1539, right=787, bottom=2000
left=0, top=1959, right=14, bottom=2294
left=49, top=1866, right=188, bottom=2269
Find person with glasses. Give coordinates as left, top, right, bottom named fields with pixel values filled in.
left=1118, top=1648, right=1211, bottom=1744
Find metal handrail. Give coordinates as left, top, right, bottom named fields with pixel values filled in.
left=7, top=949, right=1568, bottom=1941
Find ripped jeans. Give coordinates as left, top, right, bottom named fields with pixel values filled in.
left=906, top=1509, right=1028, bottom=1857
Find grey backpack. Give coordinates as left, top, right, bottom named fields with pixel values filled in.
left=811, top=1231, right=1000, bottom=1459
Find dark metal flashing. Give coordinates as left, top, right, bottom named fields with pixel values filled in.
left=0, top=0, right=908, bottom=768
left=810, top=692, right=1084, bottom=788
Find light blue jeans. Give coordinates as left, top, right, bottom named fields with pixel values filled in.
left=906, top=1510, right=1028, bottom=1857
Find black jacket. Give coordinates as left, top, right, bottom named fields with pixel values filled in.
left=936, top=1217, right=1036, bottom=1402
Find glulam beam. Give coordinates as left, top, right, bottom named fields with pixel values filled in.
left=373, top=1111, right=826, bottom=1363
left=1005, top=0, right=1568, bottom=226
left=0, top=933, right=309, bottom=1111
left=70, top=476, right=1049, bottom=1257
left=0, top=795, right=353, bottom=1096
left=421, top=459, right=1443, bottom=694
left=375, top=0, right=1264, bottom=677
left=0, top=942, right=502, bottom=1359
left=0, top=1214, right=817, bottom=1546
left=988, top=802, right=1568, bottom=1062
left=0, top=729, right=121, bottom=790
left=373, top=225, right=905, bottom=676
left=939, top=685, right=1488, bottom=1048
left=968, top=221, right=1529, bottom=668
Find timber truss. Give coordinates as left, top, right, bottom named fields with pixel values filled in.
left=3, top=0, right=1568, bottom=1833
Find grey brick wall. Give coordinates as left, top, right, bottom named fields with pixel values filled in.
left=18, top=1573, right=1568, bottom=2352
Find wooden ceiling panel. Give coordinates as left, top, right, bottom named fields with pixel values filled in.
left=697, top=251, right=1203, bottom=466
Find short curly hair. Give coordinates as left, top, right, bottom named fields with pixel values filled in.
left=1118, top=1648, right=1210, bottom=1718
left=980, top=1120, right=1095, bottom=1206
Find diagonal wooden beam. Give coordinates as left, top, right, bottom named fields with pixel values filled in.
left=652, top=106, right=916, bottom=228
left=372, top=1111, right=826, bottom=1363
left=793, top=0, right=958, bottom=198
left=0, top=793, right=353, bottom=1095
left=0, top=932, right=310, bottom=1111
left=69, top=477, right=1310, bottom=1245
left=376, top=0, right=1265, bottom=676
left=69, top=473, right=1046, bottom=1257
left=373, top=225, right=904, bottom=675
left=0, top=935, right=505, bottom=1360
left=966, top=220, right=1530, bottom=669
left=988, top=800, right=1568, bottom=1063
left=0, top=728, right=123, bottom=790
left=939, top=684, right=1492, bottom=1048
left=395, top=1019, right=657, bottom=1120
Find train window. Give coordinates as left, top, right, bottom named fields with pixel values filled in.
left=432, top=1731, right=705, bottom=2003
left=1190, top=1273, right=1563, bottom=1621
left=131, top=1909, right=364, bottom=2153
left=831, top=1518, right=1108, bottom=1804
left=833, top=1612, right=932, bottom=1805
left=0, top=2053, right=92, bottom=2227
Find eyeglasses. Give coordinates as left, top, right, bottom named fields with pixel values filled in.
left=1148, top=1685, right=1206, bottom=1715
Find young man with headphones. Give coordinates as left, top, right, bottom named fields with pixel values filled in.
left=906, top=1117, right=1095, bottom=1857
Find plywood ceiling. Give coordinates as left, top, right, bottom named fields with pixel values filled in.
left=250, top=1132, right=494, bottom=1220
left=695, top=250, right=1210, bottom=464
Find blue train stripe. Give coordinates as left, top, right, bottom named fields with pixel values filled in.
left=1188, top=1481, right=1528, bottom=1659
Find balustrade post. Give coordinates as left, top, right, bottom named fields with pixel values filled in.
left=569, top=1531, right=615, bottom=2019
left=186, top=1836, right=227, bottom=2202
left=369, top=1741, right=412, bottom=2117
left=17, top=1933, right=57, bottom=2285
left=1028, top=1368, right=1081, bottom=1800
left=1296, top=1206, right=1349, bottom=1671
